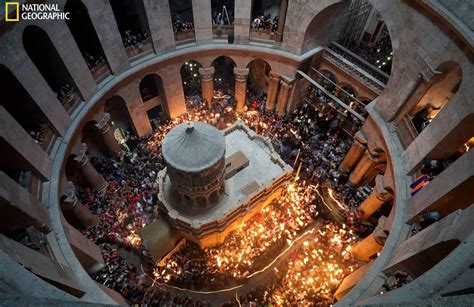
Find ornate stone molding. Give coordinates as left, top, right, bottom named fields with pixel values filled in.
left=61, top=181, right=78, bottom=210
left=198, top=66, right=215, bottom=81
left=95, top=113, right=112, bottom=134
left=233, top=67, right=249, bottom=81
left=354, top=130, right=368, bottom=145
left=73, top=143, right=89, bottom=167
left=374, top=175, right=393, bottom=201
left=269, top=71, right=280, bottom=82
left=279, top=79, right=292, bottom=89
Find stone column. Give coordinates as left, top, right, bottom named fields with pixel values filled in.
left=276, top=80, right=292, bottom=116
left=0, top=234, right=85, bottom=297
left=63, top=222, right=105, bottom=274
left=95, top=113, right=121, bottom=159
left=74, top=143, right=107, bottom=192
left=143, top=0, right=175, bottom=52
left=82, top=0, right=129, bottom=74
left=192, top=0, right=213, bottom=44
left=61, top=182, right=98, bottom=228
left=339, top=131, right=368, bottom=173
left=358, top=175, right=393, bottom=219
left=275, top=0, right=289, bottom=43
left=348, top=150, right=378, bottom=186
left=43, top=20, right=97, bottom=101
left=265, top=72, right=280, bottom=112
left=0, top=107, right=52, bottom=181
left=351, top=217, right=387, bottom=262
left=0, top=171, right=51, bottom=233
left=117, top=83, right=152, bottom=137
left=199, top=66, right=215, bottom=107
left=234, top=0, right=251, bottom=44
left=4, top=49, right=71, bottom=136
left=234, top=67, right=250, bottom=113
left=161, top=67, right=187, bottom=119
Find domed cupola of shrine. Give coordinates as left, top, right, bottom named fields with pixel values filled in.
left=162, top=121, right=226, bottom=209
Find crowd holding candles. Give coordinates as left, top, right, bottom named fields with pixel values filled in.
left=77, top=84, right=378, bottom=305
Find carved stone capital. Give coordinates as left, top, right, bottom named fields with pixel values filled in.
left=279, top=80, right=292, bottom=90
left=61, top=181, right=78, bottom=210
left=74, top=143, right=89, bottom=166
left=233, top=67, right=249, bottom=81
left=354, top=130, right=368, bottom=145
left=374, top=175, right=393, bottom=201
left=95, top=113, right=112, bottom=134
left=269, top=71, right=280, bottom=82
left=373, top=216, right=388, bottom=245
left=199, top=66, right=215, bottom=81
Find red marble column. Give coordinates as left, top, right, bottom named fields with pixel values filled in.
left=95, top=113, right=121, bottom=159
left=234, top=67, right=249, bottom=113
left=61, top=181, right=98, bottom=228
left=265, top=71, right=280, bottom=112
left=276, top=80, right=292, bottom=116
left=358, top=175, right=393, bottom=219
left=348, top=150, right=379, bottom=186
left=74, top=143, right=107, bottom=192
left=338, top=131, right=368, bottom=174
left=199, top=66, right=215, bottom=107
left=351, top=216, right=388, bottom=262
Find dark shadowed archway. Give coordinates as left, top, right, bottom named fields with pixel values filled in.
left=212, top=56, right=237, bottom=92
left=247, top=59, right=271, bottom=96
left=23, top=25, right=79, bottom=102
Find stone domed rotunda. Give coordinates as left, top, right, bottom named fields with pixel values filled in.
left=162, top=121, right=226, bottom=209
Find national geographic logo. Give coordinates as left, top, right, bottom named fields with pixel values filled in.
left=4, top=2, right=19, bottom=22
left=4, top=2, right=70, bottom=22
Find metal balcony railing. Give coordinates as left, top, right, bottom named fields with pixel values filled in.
left=328, top=42, right=389, bottom=84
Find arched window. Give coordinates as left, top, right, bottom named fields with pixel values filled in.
left=180, top=60, right=202, bottom=98
left=0, top=64, right=57, bottom=151
left=23, top=25, right=80, bottom=109
left=65, top=0, right=111, bottom=81
left=410, top=61, right=462, bottom=134
left=211, top=0, right=234, bottom=39
left=212, top=56, right=237, bottom=91
left=105, top=96, right=134, bottom=138
left=169, top=0, right=196, bottom=45
left=249, top=0, right=281, bottom=43
left=247, top=59, right=271, bottom=96
left=139, top=74, right=163, bottom=102
left=301, top=2, right=349, bottom=53
left=109, top=0, right=153, bottom=59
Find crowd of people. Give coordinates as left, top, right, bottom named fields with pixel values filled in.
left=252, top=14, right=278, bottom=32
left=173, top=19, right=194, bottom=32
left=342, top=31, right=393, bottom=75
left=122, top=29, right=150, bottom=49
left=212, top=9, right=233, bottom=26
left=55, top=83, right=76, bottom=107
left=75, top=89, right=381, bottom=305
left=305, top=85, right=364, bottom=136
left=229, top=222, right=359, bottom=306
left=153, top=181, right=319, bottom=290
left=83, top=52, right=106, bottom=71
